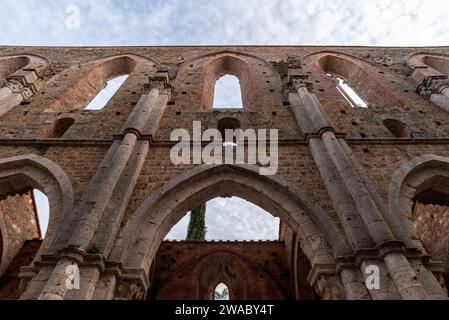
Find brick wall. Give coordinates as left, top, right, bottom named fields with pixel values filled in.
left=150, top=241, right=290, bottom=300
left=0, top=191, right=40, bottom=276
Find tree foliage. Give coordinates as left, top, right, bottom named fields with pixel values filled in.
left=186, top=203, right=206, bottom=240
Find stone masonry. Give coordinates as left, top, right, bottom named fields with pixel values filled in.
left=0, top=46, right=448, bottom=299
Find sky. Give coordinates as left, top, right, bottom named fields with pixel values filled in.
left=0, top=0, right=448, bottom=46
left=4, top=0, right=448, bottom=240
left=165, top=197, right=280, bottom=240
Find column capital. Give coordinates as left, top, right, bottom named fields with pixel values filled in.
left=145, top=70, right=172, bottom=96
left=284, top=74, right=313, bottom=94
left=418, top=75, right=449, bottom=98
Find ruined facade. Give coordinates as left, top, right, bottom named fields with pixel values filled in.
left=0, top=46, right=448, bottom=299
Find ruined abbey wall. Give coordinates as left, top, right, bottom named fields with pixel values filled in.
left=0, top=45, right=448, bottom=299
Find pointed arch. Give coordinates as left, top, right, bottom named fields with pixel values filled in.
left=0, top=154, right=74, bottom=276
left=389, top=154, right=449, bottom=250
left=45, top=53, right=158, bottom=112
left=111, top=164, right=349, bottom=275
left=155, top=249, right=286, bottom=300
left=303, top=51, right=404, bottom=106
left=176, top=51, right=282, bottom=111
left=406, top=52, right=449, bottom=87
left=0, top=54, right=49, bottom=116
left=0, top=53, right=48, bottom=80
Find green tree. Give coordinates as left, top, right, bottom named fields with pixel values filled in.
left=186, top=203, right=206, bottom=240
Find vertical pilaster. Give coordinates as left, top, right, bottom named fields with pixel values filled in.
left=286, top=72, right=435, bottom=299
left=24, top=71, right=172, bottom=300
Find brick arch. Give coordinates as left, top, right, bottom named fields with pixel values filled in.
left=388, top=154, right=449, bottom=251
left=156, top=250, right=286, bottom=300
left=0, top=56, right=29, bottom=82
left=0, top=53, right=48, bottom=80
left=176, top=51, right=282, bottom=111
left=0, top=54, right=49, bottom=116
left=44, top=53, right=158, bottom=112
left=0, top=154, right=74, bottom=275
left=303, top=51, right=404, bottom=106
left=111, top=164, right=350, bottom=276
left=406, top=52, right=449, bottom=83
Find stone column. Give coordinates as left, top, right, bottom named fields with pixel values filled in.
left=24, top=72, right=172, bottom=300
left=287, top=75, right=434, bottom=299
left=67, top=132, right=139, bottom=250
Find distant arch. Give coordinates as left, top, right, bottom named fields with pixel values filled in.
left=214, top=283, right=230, bottom=300
left=155, top=250, right=285, bottom=300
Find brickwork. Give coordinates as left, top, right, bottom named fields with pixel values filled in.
left=0, top=46, right=448, bottom=300
left=413, top=202, right=449, bottom=256
left=0, top=191, right=40, bottom=277
left=150, top=241, right=289, bottom=300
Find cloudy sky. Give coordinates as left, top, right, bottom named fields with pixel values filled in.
left=4, top=0, right=448, bottom=240
left=1, top=0, right=448, bottom=46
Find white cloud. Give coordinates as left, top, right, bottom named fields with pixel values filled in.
left=0, top=0, right=447, bottom=46
left=165, top=197, right=279, bottom=240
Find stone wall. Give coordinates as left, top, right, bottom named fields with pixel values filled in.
left=0, top=46, right=448, bottom=300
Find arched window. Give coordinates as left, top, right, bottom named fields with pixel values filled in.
left=213, top=75, right=243, bottom=109
left=84, top=75, right=129, bottom=110
left=41, top=117, right=75, bottom=138
left=383, top=119, right=410, bottom=138
left=327, top=73, right=367, bottom=108
left=214, top=283, right=230, bottom=300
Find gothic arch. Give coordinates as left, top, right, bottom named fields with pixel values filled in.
left=111, top=164, right=350, bottom=276
left=156, top=249, right=286, bottom=300
left=303, top=51, right=404, bottom=106
left=45, top=53, right=159, bottom=112
left=406, top=52, right=449, bottom=84
left=0, top=54, right=49, bottom=116
left=0, top=56, right=29, bottom=82
left=388, top=154, right=449, bottom=251
left=0, top=154, right=74, bottom=274
left=0, top=54, right=48, bottom=81
left=176, top=51, right=282, bottom=111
